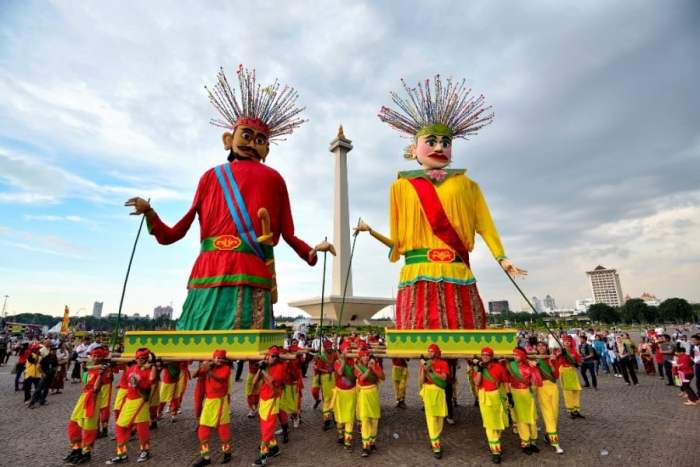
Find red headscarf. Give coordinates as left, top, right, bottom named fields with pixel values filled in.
left=90, top=346, right=109, bottom=360
left=212, top=349, right=227, bottom=359
left=267, top=345, right=281, bottom=357
left=513, top=347, right=527, bottom=360
left=235, top=116, right=270, bottom=136
left=481, top=347, right=494, bottom=356
left=428, top=343, right=442, bottom=357
left=135, top=348, right=150, bottom=360
left=358, top=348, right=370, bottom=358
left=339, top=341, right=352, bottom=353
left=322, top=339, right=333, bottom=350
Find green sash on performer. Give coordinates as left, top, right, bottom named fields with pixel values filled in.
left=426, top=361, right=447, bottom=389
left=537, top=359, right=557, bottom=382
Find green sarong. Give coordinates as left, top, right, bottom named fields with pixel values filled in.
left=176, top=285, right=272, bottom=330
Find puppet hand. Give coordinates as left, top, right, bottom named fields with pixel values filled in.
left=354, top=220, right=371, bottom=234
left=499, top=259, right=527, bottom=279
left=125, top=197, right=152, bottom=216
left=311, top=240, right=336, bottom=259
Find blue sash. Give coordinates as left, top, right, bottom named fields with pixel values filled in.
left=213, top=163, right=264, bottom=259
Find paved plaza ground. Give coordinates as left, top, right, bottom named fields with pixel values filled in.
left=0, top=356, right=697, bottom=467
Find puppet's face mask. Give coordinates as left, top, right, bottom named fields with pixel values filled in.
left=229, top=125, right=270, bottom=161
left=414, top=133, right=452, bottom=170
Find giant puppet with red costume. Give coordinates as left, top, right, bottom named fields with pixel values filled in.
left=126, top=66, right=334, bottom=331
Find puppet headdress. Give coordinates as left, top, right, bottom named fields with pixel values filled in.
left=206, top=65, right=307, bottom=140
left=378, top=75, right=494, bottom=140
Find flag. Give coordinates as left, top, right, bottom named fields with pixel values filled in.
left=60, top=305, right=70, bottom=335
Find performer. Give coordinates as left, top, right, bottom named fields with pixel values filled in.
left=148, top=360, right=161, bottom=430
left=311, top=338, right=337, bottom=430
left=534, top=341, right=564, bottom=454
left=96, top=361, right=114, bottom=439
left=107, top=348, right=157, bottom=465
left=159, top=362, right=181, bottom=421
left=506, top=347, right=542, bottom=455
left=280, top=341, right=303, bottom=430
left=354, top=348, right=385, bottom=457
left=191, top=363, right=206, bottom=423
left=252, top=346, right=286, bottom=466
left=356, top=75, right=525, bottom=329
left=333, top=341, right=358, bottom=450
left=391, top=358, right=408, bottom=409
left=418, top=344, right=449, bottom=459
left=245, top=360, right=261, bottom=419
left=125, top=65, right=333, bottom=331
left=112, top=363, right=130, bottom=425
left=174, top=361, right=190, bottom=415
left=557, top=336, right=584, bottom=419
left=192, top=350, right=233, bottom=467
left=63, top=346, right=108, bottom=465
left=470, top=347, right=509, bottom=464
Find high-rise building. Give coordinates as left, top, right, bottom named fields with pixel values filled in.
left=488, top=300, right=510, bottom=315
left=575, top=298, right=595, bottom=313
left=92, top=301, right=103, bottom=318
left=530, top=296, right=543, bottom=313
left=586, top=265, right=624, bottom=307
left=543, top=294, right=556, bottom=311
left=153, top=305, right=173, bottom=320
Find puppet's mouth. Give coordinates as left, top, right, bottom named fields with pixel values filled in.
left=428, top=152, right=448, bottom=162
left=238, top=146, right=261, bottom=159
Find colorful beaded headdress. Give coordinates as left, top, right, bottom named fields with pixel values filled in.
left=378, top=75, right=494, bottom=139
left=206, top=65, right=307, bottom=140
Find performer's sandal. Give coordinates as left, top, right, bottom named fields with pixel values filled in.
left=105, top=455, right=128, bottom=465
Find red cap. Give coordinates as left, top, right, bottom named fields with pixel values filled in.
left=513, top=347, right=527, bottom=360
left=90, top=346, right=109, bottom=360
left=481, top=347, right=494, bottom=356
left=212, top=349, right=227, bottom=359
left=428, top=343, right=441, bottom=357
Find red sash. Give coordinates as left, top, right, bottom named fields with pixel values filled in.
left=408, top=177, right=470, bottom=266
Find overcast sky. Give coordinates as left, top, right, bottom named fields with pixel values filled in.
left=1, top=0, right=699, bottom=319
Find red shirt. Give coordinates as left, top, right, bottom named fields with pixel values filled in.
left=506, top=360, right=542, bottom=389
left=18, top=349, right=29, bottom=365
left=205, top=364, right=231, bottom=399
left=259, top=361, right=285, bottom=401
left=334, top=359, right=357, bottom=390
left=354, top=362, right=384, bottom=387
left=535, top=357, right=560, bottom=381
left=314, top=351, right=336, bottom=374
left=116, top=364, right=130, bottom=389
left=556, top=349, right=582, bottom=368
left=148, top=159, right=317, bottom=290
left=677, top=354, right=693, bottom=374
left=424, top=358, right=449, bottom=386
left=474, top=361, right=507, bottom=392
left=83, top=367, right=101, bottom=394
left=162, top=363, right=180, bottom=384
left=392, top=358, right=408, bottom=368
left=284, top=358, right=302, bottom=385
left=126, top=364, right=153, bottom=400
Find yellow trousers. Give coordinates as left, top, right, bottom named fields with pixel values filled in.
left=536, top=380, right=561, bottom=447
left=337, top=421, right=354, bottom=446
left=425, top=415, right=444, bottom=452
left=511, top=388, right=537, bottom=446
left=319, top=373, right=335, bottom=421
left=562, top=388, right=581, bottom=413
left=559, top=366, right=581, bottom=413
left=485, top=428, right=502, bottom=454
left=391, top=366, right=408, bottom=402
left=360, top=418, right=379, bottom=449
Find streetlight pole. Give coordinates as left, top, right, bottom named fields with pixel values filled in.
left=1, top=295, right=8, bottom=318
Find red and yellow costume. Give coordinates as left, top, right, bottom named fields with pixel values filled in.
left=557, top=338, right=583, bottom=415
left=280, top=346, right=303, bottom=423
left=66, top=348, right=107, bottom=460
left=419, top=344, right=449, bottom=455
left=97, top=364, right=114, bottom=434
left=506, top=348, right=542, bottom=449
left=158, top=362, right=180, bottom=417
left=333, top=343, right=358, bottom=448
left=256, top=347, right=286, bottom=459
left=472, top=347, right=509, bottom=456
left=113, top=350, right=155, bottom=460
left=391, top=358, right=408, bottom=404
left=311, top=340, right=336, bottom=425
left=245, top=360, right=261, bottom=412
left=535, top=352, right=563, bottom=450
left=196, top=350, right=232, bottom=460
left=354, top=350, right=384, bottom=451
left=113, top=364, right=129, bottom=421
left=193, top=365, right=207, bottom=421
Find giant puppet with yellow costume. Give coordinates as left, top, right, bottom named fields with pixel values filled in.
left=357, top=75, right=526, bottom=329
left=125, top=66, right=333, bottom=331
